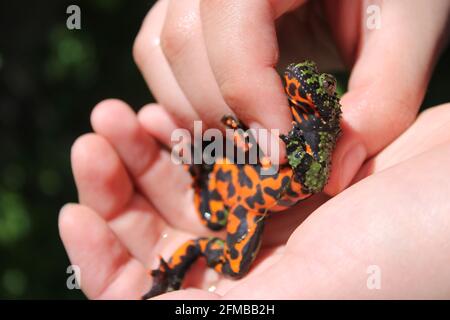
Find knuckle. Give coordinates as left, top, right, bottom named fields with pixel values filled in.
left=381, top=94, right=417, bottom=132
left=133, top=1, right=165, bottom=68
left=172, top=112, right=196, bottom=132
left=219, top=75, right=250, bottom=110
left=160, top=25, right=191, bottom=61
left=71, top=133, right=102, bottom=162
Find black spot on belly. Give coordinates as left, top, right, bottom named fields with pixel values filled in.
left=210, top=189, right=223, bottom=201
left=238, top=168, right=253, bottom=188
left=216, top=210, right=225, bottom=220
left=264, top=176, right=292, bottom=202
left=233, top=204, right=248, bottom=218
left=216, top=168, right=232, bottom=182
left=281, top=176, right=291, bottom=188
left=263, top=186, right=280, bottom=200
left=227, top=182, right=236, bottom=198
left=245, top=184, right=265, bottom=209
left=227, top=205, right=249, bottom=242
left=229, top=247, right=239, bottom=259
left=285, top=188, right=299, bottom=197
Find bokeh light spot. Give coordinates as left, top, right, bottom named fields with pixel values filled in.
left=2, top=269, right=27, bottom=297
left=38, top=169, right=62, bottom=196
left=0, top=192, right=31, bottom=245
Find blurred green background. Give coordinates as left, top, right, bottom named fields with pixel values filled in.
left=0, top=0, right=153, bottom=299
left=0, top=0, right=448, bottom=299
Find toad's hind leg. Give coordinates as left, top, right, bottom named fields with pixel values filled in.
left=142, top=237, right=225, bottom=299
left=142, top=206, right=265, bottom=299
left=216, top=205, right=265, bottom=277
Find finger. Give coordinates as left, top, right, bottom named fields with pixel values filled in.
left=71, top=133, right=133, bottom=219
left=138, top=97, right=330, bottom=246
left=262, top=193, right=330, bottom=246
left=226, top=142, right=450, bottom=298
left=133, top=0, right=200, bottom=130
left=355, top=103, right=450, bottom=181
left=138, top=102, right=324, bottom=247
left=59, top=204, right=149, bottom=299
left=160, top=0, right=232, bottom=128
left=91, top=99, right=212, bottom=235
left=71, top=131, right=167, bottom=262
left=324, top=0, right=450, bottom=195
left=138, top=103, right=180, bottom=148
left=322, top=0, right=362, bottom=67
left=90, top=100, right=160, bottom=179
left=200, top=0, right=307, bottom=161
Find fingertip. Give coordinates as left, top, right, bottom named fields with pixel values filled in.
left=70, top=133, right=133, bottom=218
left=249, top=121, right=287, bottom=165
left=218, top=68, right=292, bottom=135
left=71, top=133, right=121, bottom=181
left=138, top=103, right=178, bottom=132
left=58, top=203, right=79, bottom=233
left=323, top=128, right=367, bottom=196
left=57, top=202, right=139, bottom=299
left=200, top=0, right=292, bottom=136
left=58, top=203, right=99, bottom=247
left=70, top=133, right=94, bottom=166
left=91, top=99, right=160, bottom=177
left=71, top=133, right=114, bottom=179
left=91, top=99, right=136, bottom=135
left=138, top=104, right=179, bottom=148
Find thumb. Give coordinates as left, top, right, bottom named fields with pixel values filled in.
left=199, top=0, right=308, bottom=163
left=325, top=0, right=449, bottom=195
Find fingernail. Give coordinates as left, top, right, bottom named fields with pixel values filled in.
left=339, top=143, right=366, bottom=190
left=249, top=122, right=286, bottom=166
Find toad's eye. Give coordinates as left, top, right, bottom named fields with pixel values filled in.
left=321, top=74, right=336, bottom=95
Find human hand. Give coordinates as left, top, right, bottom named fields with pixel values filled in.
left=60, top=100, right=450, bottom=299
left=58, top=99, right=326, bottom=299
left=132, top=0, right=450, bottom=195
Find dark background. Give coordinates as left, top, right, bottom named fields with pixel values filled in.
left=0, top=0, right=448, bottom=299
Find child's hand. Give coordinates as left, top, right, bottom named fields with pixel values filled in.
left=59, top=99, right=328, bottom=299
left=132, top=0, right=449, bottom=194
left=59, top=101, right=450, bottom=299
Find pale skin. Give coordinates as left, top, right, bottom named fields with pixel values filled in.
left=59, top=0, right=450, bottom=299
left=132, top=0, right=450, bottom=194
left=60, top=101, right=450, bottom=299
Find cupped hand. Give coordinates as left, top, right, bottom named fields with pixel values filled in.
left=60, top=100, right=450, bottom=299
left=132, top=0, right=449, bottom=194
left=59, top=99, right=326, bottom=299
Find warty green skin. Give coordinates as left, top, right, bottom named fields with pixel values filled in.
left=283, top=61, right=342, bottom=194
